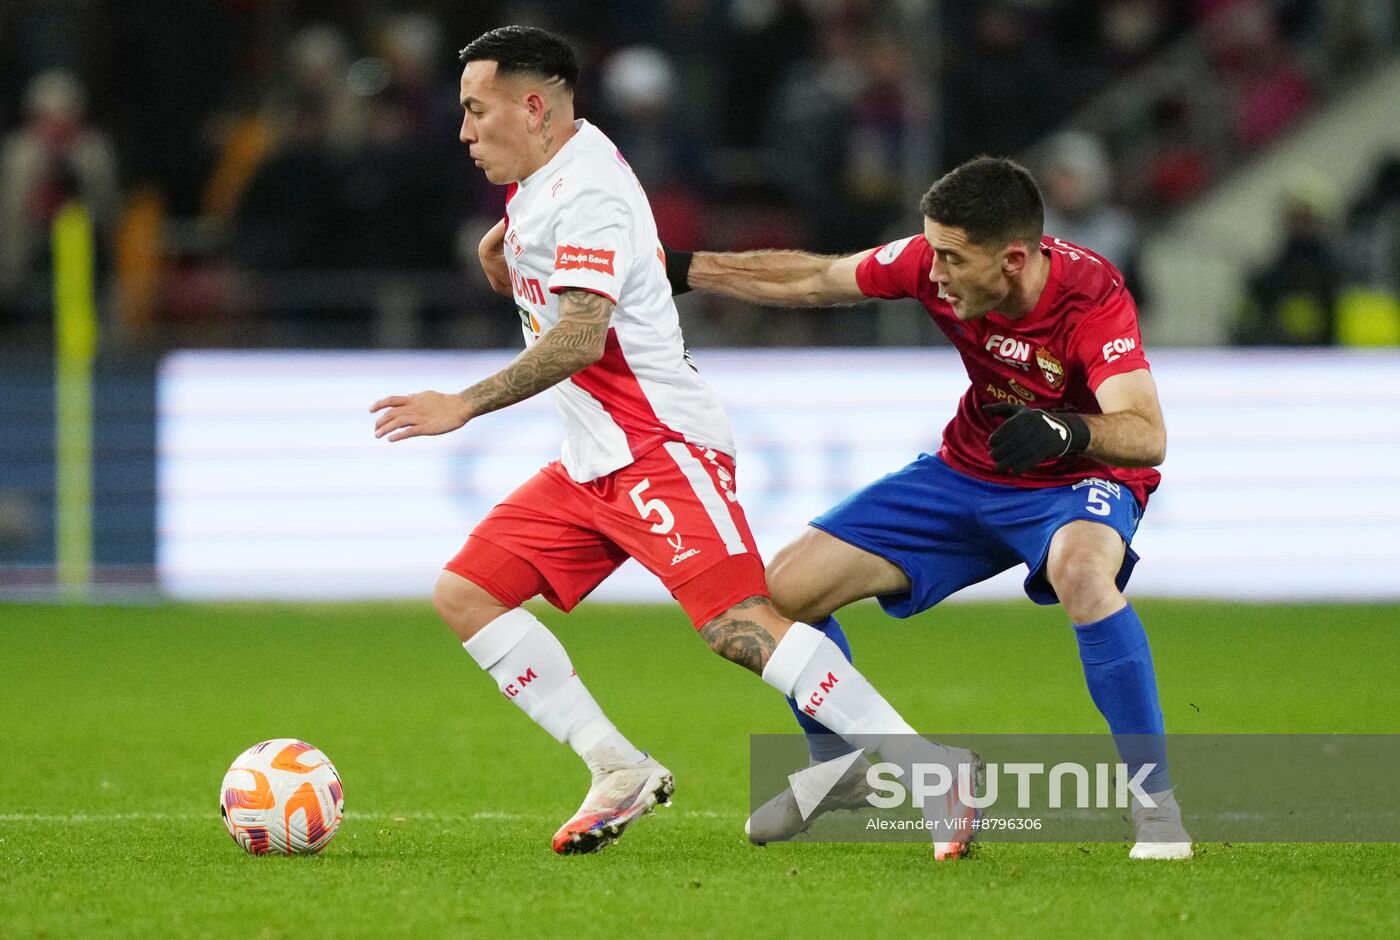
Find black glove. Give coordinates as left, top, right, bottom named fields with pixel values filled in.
left=983, top=403, right=1090, bottom=475
left=662, top=245, right=693, bottom=296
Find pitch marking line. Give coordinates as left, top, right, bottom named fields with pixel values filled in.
left=0, top=810, right=740, bottom=824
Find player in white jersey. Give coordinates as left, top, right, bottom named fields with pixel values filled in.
left=371, top=26, right=977, bottom=858
left=488, top=118, right=733, bottom=482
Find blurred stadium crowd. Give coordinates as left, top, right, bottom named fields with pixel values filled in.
left=2, top=0, right=1398, bottom=349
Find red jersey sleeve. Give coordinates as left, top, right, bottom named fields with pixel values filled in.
left=854, top=235, right=928, bottom=300
left=1069, top=291, right=1151, bottom=392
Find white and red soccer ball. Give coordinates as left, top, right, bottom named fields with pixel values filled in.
left=220, top=739, right=344, bottom=855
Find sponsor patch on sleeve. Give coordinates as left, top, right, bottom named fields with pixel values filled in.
left=875, top=235, right=919, bottom=265
left=1101, top=337, right=1138, bottom=363
left=555, top=245, right=616, bottom=275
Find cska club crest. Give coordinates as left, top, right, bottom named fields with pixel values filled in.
left=1035, top=347, right=1065, bottom=390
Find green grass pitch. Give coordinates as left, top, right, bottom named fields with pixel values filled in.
left=3, top=599, right=1398, bottom=937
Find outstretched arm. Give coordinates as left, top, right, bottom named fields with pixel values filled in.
left=371, top=289, right=612, bottom=441
left=478, top=219, right=511, bottom=296
left=684, top=249, right=873, bottom=307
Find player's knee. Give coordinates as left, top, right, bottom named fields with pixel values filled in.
left=432, top=572, right=510, bottom=643
left=1047, top=552, right=1119, bottom=619
left=765, top=550, right=825, bottom=623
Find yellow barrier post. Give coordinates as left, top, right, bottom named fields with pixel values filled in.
left=53, top=202, right=98, bottom=600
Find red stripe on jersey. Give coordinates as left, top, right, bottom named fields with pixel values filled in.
left=569, top=329, right=684, bottom=459
left=502, top=182, right=520, bottom=230
left=506, top=180, right=523, bottom=231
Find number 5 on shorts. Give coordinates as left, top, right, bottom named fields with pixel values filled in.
left=629, top=479, right=675, bottom=534
left=1085, top=487, right=1111, bottom=516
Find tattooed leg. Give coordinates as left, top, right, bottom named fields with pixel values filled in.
left=700, top=595, right=784, bottom=674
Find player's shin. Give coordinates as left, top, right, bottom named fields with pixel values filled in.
left=1072, top=603, right=1170, bottom=792
left=762, top=622, right=916, bottom=741
left=782, top=615, right=862, bottom=764
left=1075, top=604, right=1190, bottom=856
left=762, top=622, right=979, bottom=857
left=463, top=608, right=645, bottom=773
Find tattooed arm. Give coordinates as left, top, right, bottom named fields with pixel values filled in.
left=462, top=288, right=612, bottom=415
left=370, top=289, right=612, bottom=442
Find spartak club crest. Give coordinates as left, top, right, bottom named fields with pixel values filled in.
left=1035, top=346, right=1065, bottom=390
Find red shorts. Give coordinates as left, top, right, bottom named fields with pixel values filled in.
left=445, top=441, right=770, bottom=628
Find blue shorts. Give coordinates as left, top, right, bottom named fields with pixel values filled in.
left=810, top=454, right=1143, bottom=617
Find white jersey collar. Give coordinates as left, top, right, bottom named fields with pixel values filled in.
left=519, top=119, right=596, bottom=188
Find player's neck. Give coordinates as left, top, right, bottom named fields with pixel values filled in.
left=519, top=113, right=580, bottom=180
left=1000, top=250, right=1051, bottom=320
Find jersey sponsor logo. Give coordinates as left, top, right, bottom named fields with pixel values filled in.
left=875, top=235, right=919, bottom=265
left=667, top=533, right=700, bottom=566
left=1102, top=337, right=1137, bottom=363
left=1035, top=346, right=1065, bottom=390
left=1008, top=378, right=1036, bottom=401
left=507, top=229, right=524, bottom=259
left=985, top=382, right=1034, bottom=406
left=555, top=245, right=616, bottom=275
left=985, top=334, right=1033, bottom=371
left=510, top=267, right=546, bottom=305
left=516, top=304, right=542, bottom=338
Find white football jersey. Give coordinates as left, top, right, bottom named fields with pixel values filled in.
left=501, top=120, right=734, bottom=482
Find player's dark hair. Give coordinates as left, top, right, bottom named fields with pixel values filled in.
left=919, top=157, right=1044, bottom=248
left=458, top=26, right=579, bottom=91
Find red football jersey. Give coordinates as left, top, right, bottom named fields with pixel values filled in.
left=855, top=234, right=1161, bottom=507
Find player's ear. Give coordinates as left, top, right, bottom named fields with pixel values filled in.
left=523, top=90, right=548, bottom=131
left=1000, top=242, right=1029, bottom=276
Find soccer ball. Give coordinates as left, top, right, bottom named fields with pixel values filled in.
left=220, top=739, right=344, bottom=855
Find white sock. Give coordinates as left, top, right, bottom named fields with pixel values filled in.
left=761, top=622, right=918, bottom=743
left=463, top=608, right=644, bottom=767
left=763, top=622, right=978, bottom=846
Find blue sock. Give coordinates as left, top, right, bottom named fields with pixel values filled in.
left=1073, top=603, right=1170, bottom=793
left=786, top=615, right=861, bottom=764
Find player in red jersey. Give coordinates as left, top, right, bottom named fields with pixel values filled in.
left=665, top=157, right=1191, bottom=859
left=373, top=26, right=978, bottom=859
